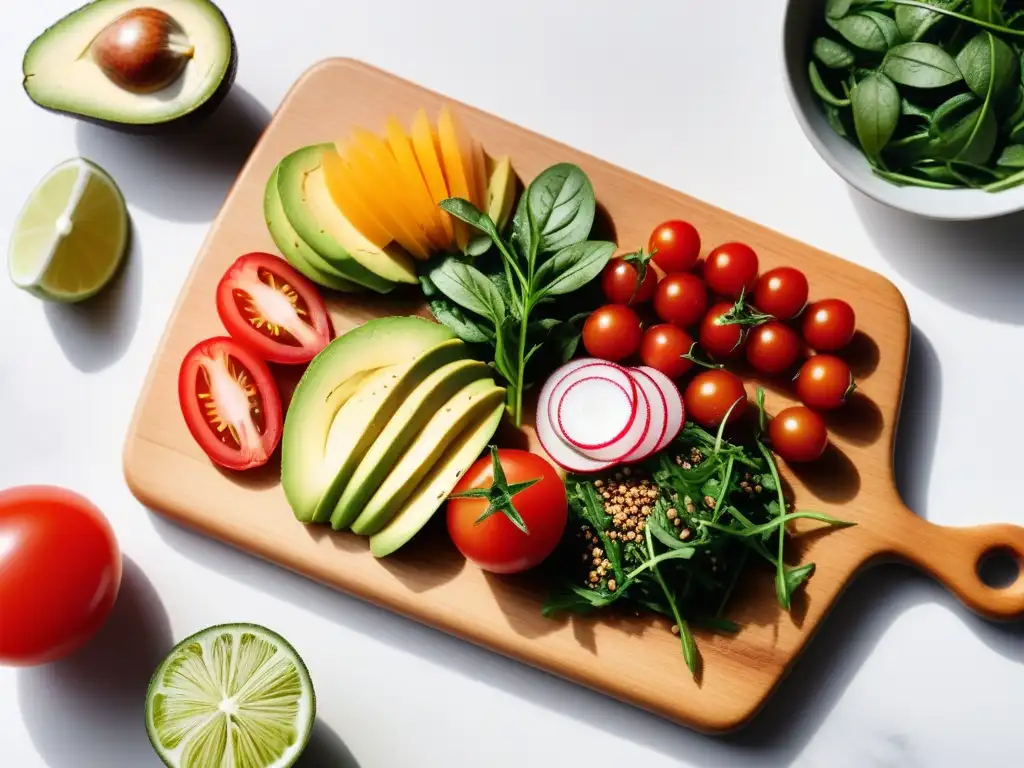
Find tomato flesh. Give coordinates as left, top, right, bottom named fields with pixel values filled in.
left=704, top=242, right=759, bottom=299
left=769, top=406, right=828, bottom=463
left=802, top=298, right=856, bottom=352
left=216, top=252, right=333, bottom=365
left=178, top=336, right=283, bottom=471
left=447, top=450, right=568, bottom=574
left=582, top=304, right=643, bottom=362
left=640, top=324, right=694, bottom=379
left=753, top=267, right=809, bottom=320
left=0, top=486, right=121, bottom=666
left=653, top=273, right=708, bottom=328
left=745, top=321, right=802, bottom=375
left=684, top=369, right=748, bottom=428
left=649, top=220, right=702, bottom=273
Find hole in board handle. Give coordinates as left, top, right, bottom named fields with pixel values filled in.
left=976, top=547, right=1021, bottom=590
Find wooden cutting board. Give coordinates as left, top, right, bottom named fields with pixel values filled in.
left=123, top=58, right=1024, bottom=734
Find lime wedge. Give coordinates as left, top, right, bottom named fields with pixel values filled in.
left=7, top=157, right=129, bottom=303
left=145, top=623, right=316, bottom=768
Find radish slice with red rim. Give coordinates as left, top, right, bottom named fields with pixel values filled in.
left=637, top=365, right=685, bottom=452
left=557, top=374, right=651, bottom=462
left=546, top=360, right=638, bottom=450
left=621, top=368, right=668, bottom=464
left=535, top=363, right=615, bottom=474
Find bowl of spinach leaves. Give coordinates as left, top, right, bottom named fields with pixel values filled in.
left=783, top=0, right=1024, bottom=220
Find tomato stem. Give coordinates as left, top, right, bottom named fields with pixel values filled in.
left=448, top=445, right=539, bottom=534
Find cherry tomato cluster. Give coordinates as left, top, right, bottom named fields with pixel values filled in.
left=583, top=219, right=861, bottom=466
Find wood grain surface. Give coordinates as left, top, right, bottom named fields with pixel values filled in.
left=123, top=58, right=1024, bottom=734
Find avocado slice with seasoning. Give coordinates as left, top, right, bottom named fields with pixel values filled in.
left=22, top=0, right=237, bottom=130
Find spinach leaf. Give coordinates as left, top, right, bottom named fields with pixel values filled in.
left=430, top=257, right=506, bottom=322
left=833, top=11, right=901, bottom=53
left=851, top=72, right=902, bottom=156
left=419, top=270, right=493, bottom=344
left=883, top=130, right=936, bottom=167
left=813, top=37, right=856, bottom=69
left=824, top=102, right=851, bottom=137
left=883, top=42, right=963, bottom=87
left=528, top=313, right=589, bottom=364
left=930, top=92, right=999, bottom=163
left=895, top=1, right=959, bottom=41
left=534, top=241, right=616, bottom=297
left=955, top=32, right=1019, bottom=102
left=526, top=163, right=596, bottom=256
left=996, top=143, right=1024, bottom=166
left=902, top=97, right=935, bottom=121
left=810, top=61, right=852, bottom=106
left=827, top=0, right=854, bottom=20
left=972, top=0, right=1002, bottom=24
left=510, top=191, right=534, bottom=265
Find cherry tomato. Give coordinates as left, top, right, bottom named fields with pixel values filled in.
left=648, top=220, right=701, bottom=273
left=447, top=449, right=568, bottom=574
left=640, top=324, right=694, bottom=379
left=653, top=273, right=708, bottom=328
left=704, top=242, right=759, bottom=299
left=802, top=298, right=856, bottom=351
left=0, top=486, right=121, bottom=666
left=216, top=252, right=333, bottom=365
left=769, top=406, right=828, bottom=463
left=794, top=354, right=854, bottom=410
left=745, top=321, right=801, bottom=375
left=699, top=301, right=745, bottom=360
left=753, top=266, right=809, bottom=320
left=684, top=369, right=748, bottom=428
left=582, top=305, right=643, bottom=362
left=178, top=336, right=284, bottom=471
left=601, top=257, right=657, bottom=305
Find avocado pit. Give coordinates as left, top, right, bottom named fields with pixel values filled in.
left=90, top=7, right=194, bottom=94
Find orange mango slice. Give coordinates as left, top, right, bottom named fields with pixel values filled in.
left=320, top=147, right=393, bottom=249
left=436, top=106, right=478, bottom=251
left=382, top=118, right=450, bottom=250
left=471, top=140, right=489, bottom=214
left=339, top=135, right=432, bottom=260
left=410, top=109, right=455, bottom=245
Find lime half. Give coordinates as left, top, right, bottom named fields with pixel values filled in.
left=7, top=157, right=129, bottom=303
left=145, top=623, right=316, bottom=768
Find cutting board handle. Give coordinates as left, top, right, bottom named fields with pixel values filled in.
left=885, top=510, right=1024, bottom=621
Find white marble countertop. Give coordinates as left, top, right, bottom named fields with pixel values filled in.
left=2, top=1, right=1022, bottom=766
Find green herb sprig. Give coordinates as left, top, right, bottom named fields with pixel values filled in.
left=811, top=0, right=1024, bottom=192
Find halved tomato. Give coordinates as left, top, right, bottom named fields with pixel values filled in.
left=178, top=336, right=284, bottom=471
left=216, top=252, right=333, bottom=365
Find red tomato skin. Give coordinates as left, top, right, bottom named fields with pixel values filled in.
left=640, top=324, right=694, bottom=379
left=802, top=299, right=856, bottom=351
left=648, top=220, right=701, bottom=273
left=582, top=305, right=643, bottom=362
left=769, top=406, right=829, bottom=463
left=216, top=252, right=333, bottom=365
left=699, top=302, right=745, bottom=360
left=684, top=370, right=748, bottom=428
left=704, top=243, right=759, bottom=299
left=178, top=336, right=284, bottom=471
left=753, top=267, right=809, bottom=320
left=601, top=259, right=657, bottom=305
left=653, top=273, right=708, bottom=328
left=745, top=321, right=802, bottom=375
left=0, top=486, right=121, bottom=666
left=795, top=354, right=854, bottom=410
left=447, top=450, right=568, bottom=574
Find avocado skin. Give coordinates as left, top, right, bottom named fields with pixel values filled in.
left=21, top=0, right=239, bottom=134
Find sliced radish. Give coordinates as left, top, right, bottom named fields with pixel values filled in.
left=546, top=361, right=638, bottom=450
left=556, top=376, right=634, bottom=450
left=621, top=368, right=668, bottom=464
left=557, top=375, right=651, bottom=462
left=535, top=366, right=615, bottom=474
left=637, top=366, right=685, bottom=452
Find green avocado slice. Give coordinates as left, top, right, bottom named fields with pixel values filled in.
left=369, top=400, right=506, bottom=558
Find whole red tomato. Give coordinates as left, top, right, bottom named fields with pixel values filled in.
left=684, top=369, right=748, bottom=428
left=648, top=220, right=701, bottom=273
left=769, top=406, right=829, bottom=463
left=795, top=354, right=855, bottom=410
left=0, top=486, right=121, bottom=666
left=802, top=298, right=856, bottom=351
left=753, top=267, right=809, bottom=320
left=447, top=448, right=568, bottom=574
left=582, top=304, right=642, bottom=362
left=640, top=324, right=694, bottom=379
left=653, top=273, right=708, bottom=328
left=745, top=321, right=802, bottom=375
left=699, top=302, right=745, bottom=360
left=704, top=242, right=759, bottom=299
left=600, top=256, right=657, bottom=305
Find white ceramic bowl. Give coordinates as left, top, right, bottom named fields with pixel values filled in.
left=782, top=0, right=1024, bottom=221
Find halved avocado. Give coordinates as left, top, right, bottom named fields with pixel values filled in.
left=23, top=0, right=237, bottom=130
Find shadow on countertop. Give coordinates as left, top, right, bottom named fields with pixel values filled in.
left=17, top=556, right=172, bottom=768
left=296, top=720, right=361, bottom=768
left=74, top=85, right=272, bottom=224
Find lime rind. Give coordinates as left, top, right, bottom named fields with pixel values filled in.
left=145, top=623, right=316, bottom=768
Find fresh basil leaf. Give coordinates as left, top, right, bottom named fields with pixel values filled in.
left=972, top=0, right=1002, bottom=23
left=895, top=1, right=958, bottom=42
left=826, top=0, right=854, bottom=20
left=809, top=61, right=852, bottom=106
left=883, top=42, right=962, bottom=87
left=430, top=257, right=506, bottom=322
left=823, top=102, right=850, bottom=137
left=997, top=143, right=1024, bottom=167
left=955, top=33, right=1018, bottom=103
left=419, top=268, right=493, bottom=344
left=813, top=37, right=856, bottom=69
left=832, top=11, right=900, bottom=53
left=439, top=197, right=502, bottom=243
left=528, top=312, right=588, bottom=365
left=510, top=191, right=534, bottom=264
left=912, top=159, right=961, bottom=183
left=930, top=93, right=998, bottom=164
left=534, top=241, right=615, bottom=297
left=851, top=72, right=902, bottom=157
left=465, top=234, right=493, bottom=257
left=526, top=163, right=596, bottom=255
left=883, top=130, right=935, bottom=168
left=902, top=98, right=934, bottom=121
